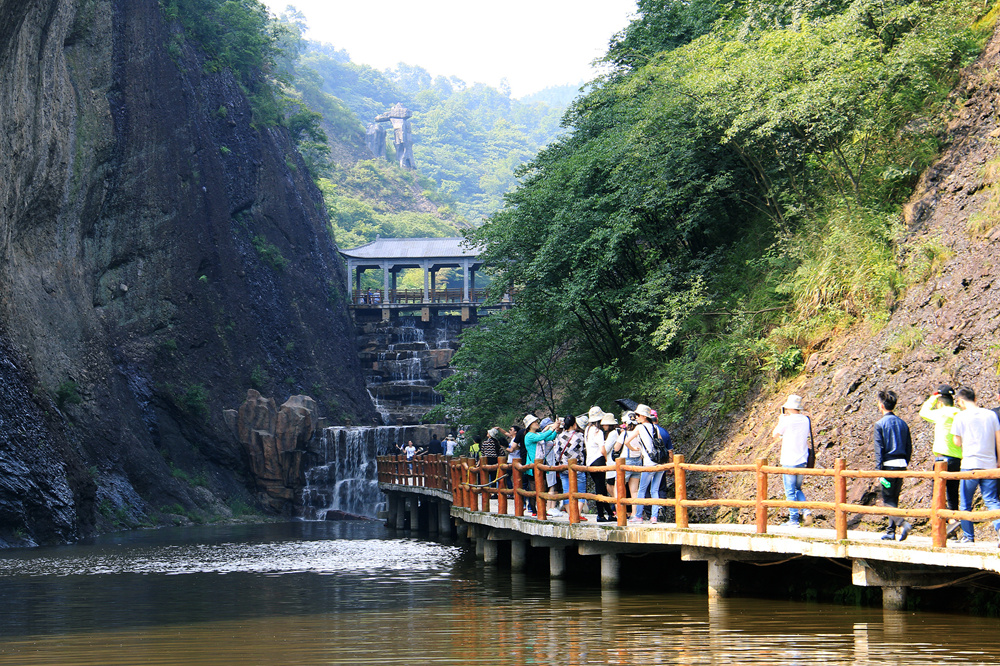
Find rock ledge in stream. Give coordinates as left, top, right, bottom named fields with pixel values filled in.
left=226, top=390, right=317, bottom=513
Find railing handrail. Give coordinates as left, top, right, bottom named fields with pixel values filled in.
left=376, top=454, right=1000, bottom=547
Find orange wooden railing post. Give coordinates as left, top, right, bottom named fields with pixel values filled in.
left=931, top=460, right=947, bottom=547
left=674, top=454, right=688, bottom=528
left=568, top=462, right=580, bottom=524
left=513, top=462, right=524, bottom=516
left=755, top=457, right=768, bottom=533
left=535, top=461, right=546, bottom=520
left=616, top=457, right=627, bottom=526
left=834, top=458, right=847, bottom=540
left=479, top=462, right=490, bottom=512
left=498, top=460, right=508, bottom=515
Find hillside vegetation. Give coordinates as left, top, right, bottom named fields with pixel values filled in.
left=433, top=0, right=996, bottom=432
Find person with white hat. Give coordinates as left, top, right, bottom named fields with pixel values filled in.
left=582, top=409, right=615, bottom=521
left=623, top=404, right=661, bottom=523
left=770, top=394, right=812, bottom=527
left=523, top=414, right=558, bottom=516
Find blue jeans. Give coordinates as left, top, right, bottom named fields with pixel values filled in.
left=560, top=470, right=587, bottom=507
left=636, top=469, right=665, bottom=519
left=783, top=463, right=807, bottom=523
left=624, top=457, right=643, bottom=482
left=959, top=476, right=1000, bottom=540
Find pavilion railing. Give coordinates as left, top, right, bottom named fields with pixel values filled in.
left=376, top=454, right=1000, bottom=548
left=351, top=288, right=496, bottom=306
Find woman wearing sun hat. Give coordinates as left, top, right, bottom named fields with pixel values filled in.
left=770, top=394, right=811, bottom=527
left=523, top=414, right=558, bottom=516
left=584, top=408, right=616, bottom=522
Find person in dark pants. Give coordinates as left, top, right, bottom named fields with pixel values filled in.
left=583, top=410, right=616, bottom=522
left=875, top=389, right=913, bottom=541
left=920, top=385, right=961, bottom=535
left=426, top=434, right=442, bottom=456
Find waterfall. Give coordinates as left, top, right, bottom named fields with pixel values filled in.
left=301, top=425, right=442, bottom=519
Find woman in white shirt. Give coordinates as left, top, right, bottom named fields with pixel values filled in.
left=584, top=409, right=616, bottom=522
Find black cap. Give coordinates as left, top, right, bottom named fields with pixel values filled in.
left=936, top=385, right=954, bottom=396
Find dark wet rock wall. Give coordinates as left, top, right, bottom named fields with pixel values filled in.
left=0, top=0, right=376, bottom=543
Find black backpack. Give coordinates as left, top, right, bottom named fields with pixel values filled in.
left=645, top=424, right=671, bottom=465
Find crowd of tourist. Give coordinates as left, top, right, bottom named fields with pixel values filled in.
left=771, top=385, right=1000, bottom=544
left=399, top=384, right=1000, bottom=543
left=466, top=404, right=673, bottom=523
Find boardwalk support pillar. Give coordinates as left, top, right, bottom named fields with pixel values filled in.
left=438, top=503, right=451, bottom=536
left=386, top=493, right=399, bottom=528
left=409, top=497, right=420, bottom=532
left=851, top=560, right=927, bottom=611
left=395, top=496, right=406, bottom=530
left=483, top=539, right=499, bottom=564
left=882, top=586, right=907, bottom=611
left=550, top=547, right=566, bottom=579
left=706, top=558, right=730, bottom=599
left=511, top=539, right=527, bottom=572
left=601, top=554, right=620, bottom=588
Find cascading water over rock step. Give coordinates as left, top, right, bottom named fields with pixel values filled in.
left=301, top=425, right=441, bottom=519
left=356, top=316, right=465, bottom=425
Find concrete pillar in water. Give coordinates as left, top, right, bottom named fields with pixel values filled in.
left=549, top=547, right=566, bottom=579
left=707, top=558, right=730, bottom=600
left=483, top=539, right=499, bottom=564
left=438, top=503, right=451, bottom=536
left=882, top=586, right=907, bottom=611
left=475, top=536, right=485, bottom=558
left=394, top=496, right=406, bottom=530
left=601, top=553, right=619, bottom=588
left=456, top=522, right=468, bottom=542
left=427, top=501, right=439, bottom=535
left=510, top=539, right=527, bottom=572
left=409, top=498, right=420, bottom=532
left=386, top=493, right=399, bottom=528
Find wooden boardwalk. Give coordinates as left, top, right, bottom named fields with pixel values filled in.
left=377, top=455, right=1000, bottom=609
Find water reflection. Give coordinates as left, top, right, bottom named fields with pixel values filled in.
left=0, top=522, right=995, bottom=665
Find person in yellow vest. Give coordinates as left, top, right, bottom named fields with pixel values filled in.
left=919, top=385, right=962, bottom=536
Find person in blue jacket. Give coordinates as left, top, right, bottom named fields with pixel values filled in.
left=874, top=389, right=913, bottom=541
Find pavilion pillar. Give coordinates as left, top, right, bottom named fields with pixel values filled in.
left=346, top=259, right=354, bottom=301
left=390, top=270, right=398, bottom=302
left=463, top=259, right=470, bottom=302
left=470, top=268, right=476, bottom=301
left=423, top=261, right=430, bottom=303
left=430, top=269, right=437, bottom=301
left=381, top=262, right=389, bottom=302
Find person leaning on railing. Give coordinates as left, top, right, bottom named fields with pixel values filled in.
left=556, top=415, right=588, bottom=520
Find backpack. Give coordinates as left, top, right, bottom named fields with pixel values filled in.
left=644, top=424, right=671, bottom=465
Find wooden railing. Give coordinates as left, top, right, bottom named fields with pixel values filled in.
left=351, top=288, right=494, bottom=306
left=377, top=454, right=1000, bottom=548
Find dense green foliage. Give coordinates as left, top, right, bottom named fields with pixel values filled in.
left=432, top=0, right=991, bottom=434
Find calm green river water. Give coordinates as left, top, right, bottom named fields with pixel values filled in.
left=0, top=521, right=996, bottom=665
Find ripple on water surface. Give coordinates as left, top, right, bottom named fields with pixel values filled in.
left=0, top=522, right=997, bottom=665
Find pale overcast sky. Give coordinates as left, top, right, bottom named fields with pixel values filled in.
left=262, top=1, right=637, bottom=98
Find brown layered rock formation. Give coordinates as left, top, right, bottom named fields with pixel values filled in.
left=226, top=390, right=317, bottom=512
left=694, top=27, right=1000, bottom=536
left=0, top=0, right=377, bottom=541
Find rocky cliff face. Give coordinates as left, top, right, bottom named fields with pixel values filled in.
left=698, top=26, right=1000, bottom=534
left=0, top=0, right=376, bottom=542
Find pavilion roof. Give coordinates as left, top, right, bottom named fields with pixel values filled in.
left=339, top=236, right=479, bottom=260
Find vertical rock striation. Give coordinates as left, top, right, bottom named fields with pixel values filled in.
left=0, top=0, right=376, bottom=542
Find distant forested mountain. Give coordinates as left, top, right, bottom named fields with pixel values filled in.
left=297, top=42, right=567, bottom=222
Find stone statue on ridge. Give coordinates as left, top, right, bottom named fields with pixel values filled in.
left=373, top=103, right=416, bottom=169
left=365, top=123, right=386, bottom=159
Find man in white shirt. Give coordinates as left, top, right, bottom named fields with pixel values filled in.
left=771, top=394, right=812, bottom=527
left=951, top=386, right=1000, bottom=544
